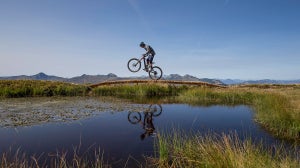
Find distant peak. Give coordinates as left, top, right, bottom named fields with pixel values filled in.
left=36, top=72, right=47, bottom=76
left=34, top=72, right=48, bottom=78
left=107, top=73, right=117, bottom=77
left=183, top=74, right=196, bottom=78
left=33, top=72, right=50, bottom=80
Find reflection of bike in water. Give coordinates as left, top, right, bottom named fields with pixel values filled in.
left=128, top=104, right=163, bottom=140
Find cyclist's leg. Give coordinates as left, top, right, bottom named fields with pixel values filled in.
left=147, top=54, right=154, bottom=68
left=144, top=55, right=150, bottom=72
left=146, top=56, right=150, bottom=65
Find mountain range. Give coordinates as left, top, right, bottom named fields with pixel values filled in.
left=221, top=79, right=300, bottom=85
left=0, top=72, right=299, bottom=85
left=0, top=72, right=225, bottom=85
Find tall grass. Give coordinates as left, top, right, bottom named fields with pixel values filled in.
left=0, top=147, right=109, bottom=168
left=92, top=84, right=188, bottom=98
left=251, top=92, right=299, bottom=139
left=155, top=132, right=300, bottom=168
left=176, top=87, right=254, bottom=105
left=0, top=80, right=89, bottom=98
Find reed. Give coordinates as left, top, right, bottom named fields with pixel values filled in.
left=92, top=83, right=187, bottom=98
left=154, top=131, right=300, bottom=168
left=0, top=147, right=109, bottom=168
left=176, top=87, right=254, bottom=105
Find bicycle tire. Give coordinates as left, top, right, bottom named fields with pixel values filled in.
left=148, top=66, right=163, bottom=80
left=149, top=104, right=163, bottom=117
left=127, top=58, right=141, bottom=72
left=128, top=112, right=142, bottom=124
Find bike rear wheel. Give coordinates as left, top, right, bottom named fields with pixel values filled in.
left=148, top=66, right=163, bottom=80
left=127, top=58, right=141, bottom=72
left=149, top=104, right=163, bottom=117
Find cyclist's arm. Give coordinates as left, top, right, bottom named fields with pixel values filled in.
left=144, top=45, right=152, bottom=55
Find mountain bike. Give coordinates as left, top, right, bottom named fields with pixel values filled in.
left=127, top=54, right=163, bottom=80
left=127, top=104, right=162, bottom=140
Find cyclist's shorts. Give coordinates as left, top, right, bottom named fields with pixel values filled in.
left=147, top=54, right=154, bottom=63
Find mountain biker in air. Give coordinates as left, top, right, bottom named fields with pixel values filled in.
left=139, top=42, right=156, bottom=72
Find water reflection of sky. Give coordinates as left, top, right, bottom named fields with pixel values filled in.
left=0, top=103, right=281, bottom=166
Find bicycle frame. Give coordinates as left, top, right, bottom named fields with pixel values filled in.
left=138, top=54, right=153, bottom=70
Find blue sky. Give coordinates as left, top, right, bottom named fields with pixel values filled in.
left=0, top=0, right=299, bottom=80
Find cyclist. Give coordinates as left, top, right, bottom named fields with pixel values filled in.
left=139, top=42, right=156, bottom=71
left=140, top=112, right=156, bottom=140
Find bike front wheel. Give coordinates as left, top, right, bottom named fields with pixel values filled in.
left=148, top=66, right=163, bottom=80
left=128, top=112, right=141, bottom=124
left=127, top=58, right=141, bottom=72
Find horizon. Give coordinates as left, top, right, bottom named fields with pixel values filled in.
left=1, top=1, right=299, bottom=80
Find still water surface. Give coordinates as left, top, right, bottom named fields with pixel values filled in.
left=0, top=98, right=281, bottom=166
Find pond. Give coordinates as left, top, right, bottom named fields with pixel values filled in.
left=0, top=97, right=283, bottom=167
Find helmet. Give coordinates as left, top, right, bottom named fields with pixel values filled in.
left=140, top=42, right=145, bottom=47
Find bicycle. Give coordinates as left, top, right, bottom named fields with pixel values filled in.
left=127, top=104, right=163, bottom=140
left=127, top=54, right=163, bottom=80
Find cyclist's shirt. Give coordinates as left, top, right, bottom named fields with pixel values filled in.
left=144, top=45, right=156, bottom=56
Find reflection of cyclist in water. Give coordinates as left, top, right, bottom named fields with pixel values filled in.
left=140, top=112, right=155, bottom=140
left=127, top=104, right=162, bottom=140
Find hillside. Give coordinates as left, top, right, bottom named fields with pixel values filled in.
left=0, top=72, right=65, bottom=81
left=0, top=73, right=225, bottom=85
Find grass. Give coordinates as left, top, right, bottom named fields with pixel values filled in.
left=154, top=131, right=300, bottom=168
left=0, top=80, right=90, bottom=97
left=1, top=147, right=110, bottom=168
left=92, top=83, right=188, bottom=98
